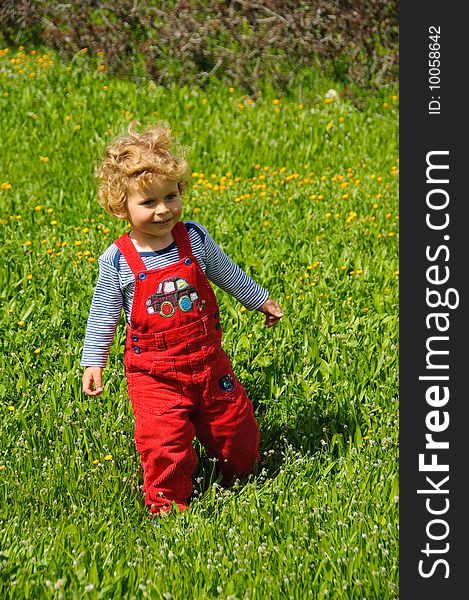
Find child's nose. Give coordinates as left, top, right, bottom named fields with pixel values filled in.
left=155, top=205, right=170, bottom=215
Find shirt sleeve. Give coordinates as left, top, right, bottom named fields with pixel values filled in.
left=202, top=225, right=269, bottom=310
left=81, top=255, right=124, bottom=367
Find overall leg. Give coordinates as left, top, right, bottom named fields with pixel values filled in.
left=128, top=371, right=197, bottom=513
left=195, top=350, right=260, bottom=485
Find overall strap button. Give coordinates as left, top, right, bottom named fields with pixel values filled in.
left=138, top=273, right=147, bottom=280
left=184, top=258, right=192, bottom=266
left=131, top=335, right=139, bottom=342
left=133, top=346, right=141, bottom=354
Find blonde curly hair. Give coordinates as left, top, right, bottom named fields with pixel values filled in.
left=95, top=121, right=190, bottom=215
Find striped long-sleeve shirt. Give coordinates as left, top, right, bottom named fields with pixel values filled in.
left=81, top=220, right=269, bottom=367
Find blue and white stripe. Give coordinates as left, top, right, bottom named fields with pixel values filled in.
left=81, top=220, right=269, bottom=367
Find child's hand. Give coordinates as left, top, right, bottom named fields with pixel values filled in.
left=82, top=366, right=103, bottom=396
left=258, top=299, right=284, bottom=328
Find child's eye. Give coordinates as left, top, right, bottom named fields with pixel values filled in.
left=143, top=198, right=155, bottom=206
left=166, top=194, right=177, bottom=202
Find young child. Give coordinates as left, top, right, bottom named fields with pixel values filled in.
left=81, top=122, right=283, bottom=515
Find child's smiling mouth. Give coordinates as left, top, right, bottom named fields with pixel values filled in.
left=153, top=218, right=172, bottom=225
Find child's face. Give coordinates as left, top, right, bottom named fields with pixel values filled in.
left=116, top=178, right=182, bottom=247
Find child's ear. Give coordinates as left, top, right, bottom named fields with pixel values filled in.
left=110, top=203, right=127, bottom=219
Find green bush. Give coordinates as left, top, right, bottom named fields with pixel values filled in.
left=0, top=0, right=398, bottom=94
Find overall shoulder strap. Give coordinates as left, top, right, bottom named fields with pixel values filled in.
left=114, top=232, right=147, bottom=275
left=172, top=221, right=193, bottom=258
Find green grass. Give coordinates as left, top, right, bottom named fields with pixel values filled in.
left=0, top=47, right=399, bottom=599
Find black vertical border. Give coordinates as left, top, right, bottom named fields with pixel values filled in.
left=400, top=2, right=468, bottom=598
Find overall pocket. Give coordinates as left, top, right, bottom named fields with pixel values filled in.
left=207, top=348, right=239, bottom=401
left=126, top=359, right=184, bottom=416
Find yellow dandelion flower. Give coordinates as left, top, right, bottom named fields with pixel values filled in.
left=24, top=240, right=32, bottom=247
left=325, top=213, right=331, bottom=219
left=34, top=205, right=43, bottom=212
left=39, top=156, right=49, bottom=163
left=340, top=265, right=347, bottom=271
left=34, top=348, right=41, bottom=354
left=7, top=405, right=15, bottom=411
left=383, top=102, right=388, bottom=108
left=65, top=115, right=71, bottom=122
left=27, top=274, right=32, bottom=280
left=347, top=296, right=353, bottom=302
left=17, top=320, right=25, bottom=327
left=50, top=220, right=57, bottom=225
left=324, top=97, right=333, bottom=104
left=75, top=124, right=81, bottom=130
left=75, top=240, right=82, bottom=246
left=372, top=203, right=379, bottom=209
left=272, top=98, right=280, bottom=105
left=104, top=454, right=112, bottom=461
left=0, top=466, right=5, bottom=471
left=92, top=459, right=99, bottom=465
left=228, top=87, right=234, bottom=93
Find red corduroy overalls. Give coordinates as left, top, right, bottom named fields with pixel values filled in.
left=114, top=222, right=260, bottom=514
